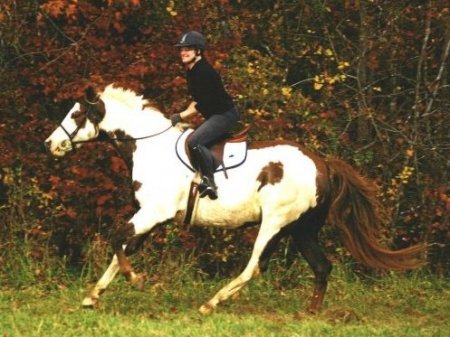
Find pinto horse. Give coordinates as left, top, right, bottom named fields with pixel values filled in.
left=45, top=84, right=424, bottom=314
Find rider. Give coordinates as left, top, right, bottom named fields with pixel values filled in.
left=171, top=31, right=240, bottom=200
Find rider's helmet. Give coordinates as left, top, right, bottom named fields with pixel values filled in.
left=175, top=31, right=206, bottom=50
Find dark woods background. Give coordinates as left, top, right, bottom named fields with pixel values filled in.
left=0, top=0, right=448, bottom=281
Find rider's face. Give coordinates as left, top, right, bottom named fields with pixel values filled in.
left=179, top=47, right=197, bottom=65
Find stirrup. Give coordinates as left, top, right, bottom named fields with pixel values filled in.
left=198, top=176, right=218, bottom=200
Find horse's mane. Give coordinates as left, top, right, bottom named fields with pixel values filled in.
left=100, top=84, right=153, bottom=112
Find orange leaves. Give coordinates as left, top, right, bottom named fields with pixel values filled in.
left=107, top=0, right=141, bottom=7
left=40, top=0, right=78, bottom=19
left=172, top=76, right=186, bottom=87
left=129, top=0, right=141, bottom=6
left=40, top=1, right=65, bottom=18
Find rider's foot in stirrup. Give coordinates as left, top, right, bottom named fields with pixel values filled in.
left=198, top=176, right=218, bottom=200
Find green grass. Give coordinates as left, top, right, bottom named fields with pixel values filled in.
left=0, top=266, right=449, bottom=337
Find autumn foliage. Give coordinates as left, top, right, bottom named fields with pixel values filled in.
left=0, top=0, right=448, bottom=277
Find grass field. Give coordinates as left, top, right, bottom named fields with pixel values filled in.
left=1, top=264, right=448, bottom=337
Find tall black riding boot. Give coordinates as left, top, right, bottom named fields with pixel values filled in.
left=191, top=146, right=218, bottom=200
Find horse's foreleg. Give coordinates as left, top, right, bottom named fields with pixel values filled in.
left=82, top=242, right=141, bottom=308
left=199, top=222, right=281, bottom=314
left=112, top=208, right=171, bottom=288
left=82, top=231, right=153, bottom=308
left=82, top=254, right=120, bottom=307
left=112, top=221, right=147, bottom=289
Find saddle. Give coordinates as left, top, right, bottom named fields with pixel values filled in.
left=175, top=125, right=251, bottom=175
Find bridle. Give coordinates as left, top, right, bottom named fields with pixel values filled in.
left=58, top=99, right=172, bottom=151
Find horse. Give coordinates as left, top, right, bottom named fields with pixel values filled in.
left=44, top=84, right=425, bottom=314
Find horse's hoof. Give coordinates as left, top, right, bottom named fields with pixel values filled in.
left=199, top=303, right=215, bottom=314
left=306, top=306, right=320, bottom=315
left=323, top=307, right=360, bottom=323
left=82, top=297, right=98, bottom=308
left=294, top=311, right=310, bottom=320
left=131, top=272, right=147, bottom=290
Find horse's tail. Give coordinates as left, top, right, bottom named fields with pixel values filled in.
left=326, top=158, right=426, bottom=270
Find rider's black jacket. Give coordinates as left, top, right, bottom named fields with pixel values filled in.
left=186, top=58, right=234, bottom=119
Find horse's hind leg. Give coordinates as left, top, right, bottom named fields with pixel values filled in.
left=291, top=219, right=332, bottom=314
left=199, top=218, right=282, bottom=314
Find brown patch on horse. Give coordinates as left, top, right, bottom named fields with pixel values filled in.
left=72, top=107, right=88, bottom=128
left=88, top=101, right=106, bottom=123
left=108, top=129, right=137, bottom=163
left=257, top=161, right=284, bottom=191
left=133, top=180, right=142, bottom=192
left=250, top=140, right=331, bottom=203
left=72, top=99, right=106, bottom=128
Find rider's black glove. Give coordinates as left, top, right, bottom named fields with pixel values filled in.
left=170, top=113, right=182, bottom=126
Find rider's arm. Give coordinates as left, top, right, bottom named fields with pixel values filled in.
left=180, top=101, right=199, bottom=120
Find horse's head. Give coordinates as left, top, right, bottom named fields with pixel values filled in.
left=45, top=86, right=106, bottom=156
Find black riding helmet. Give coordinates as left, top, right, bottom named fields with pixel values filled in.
left=175, top=31, right=206, bottom=50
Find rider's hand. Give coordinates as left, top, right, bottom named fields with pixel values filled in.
left=170, top=113, right=182, bottom=126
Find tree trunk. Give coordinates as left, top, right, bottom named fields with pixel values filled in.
left=356, top=0, right=371, bottom=144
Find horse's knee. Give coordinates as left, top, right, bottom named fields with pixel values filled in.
left=258, top=231, right=283, bottom=273
left=124, top=232, right=150, bottom=256
left=112, top=222, right=136, bottom=251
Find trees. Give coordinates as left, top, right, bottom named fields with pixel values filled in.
left=0, top=0, right=448, bottom=274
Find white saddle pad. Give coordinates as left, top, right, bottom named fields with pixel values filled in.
left=175, top=129, right=248, bottom=173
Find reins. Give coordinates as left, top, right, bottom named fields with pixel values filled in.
left=69, top=124, right=173, bottom=145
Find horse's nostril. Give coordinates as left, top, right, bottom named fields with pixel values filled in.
left=61, top=140, right=70, bottom=149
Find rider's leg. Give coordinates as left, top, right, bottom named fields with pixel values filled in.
left=191, top=145, right=217, bottom=199
left=187, top=109, right=238, bottom=199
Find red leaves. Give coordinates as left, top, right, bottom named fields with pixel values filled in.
left=111, top=156, right=126, bottom=174
left=172, top=76, right=186, bottom=87
left=49, top=175, right=61, bottom=186
left=65, top=207, right=78, bottom=219
left=96, top=194, right=112, bottom=206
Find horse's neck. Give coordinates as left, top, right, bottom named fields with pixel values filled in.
left=100, top=105, right=174, bottom=170
left=103, top=108, right=166, bottom=136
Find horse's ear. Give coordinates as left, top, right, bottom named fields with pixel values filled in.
left=84, top=86, right=98, bottom=103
